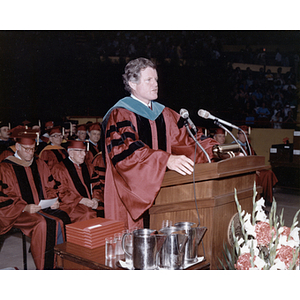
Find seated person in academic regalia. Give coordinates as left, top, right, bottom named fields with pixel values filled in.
left=40, top=120, right=54, bottom=144
left=237, top=125, right=278, bottom=204
left=76, top=124, right=88, bottom=142
left=0, top=128, right=70, bottom=270
left=39, top=126, right=68, bottom=171
left=0, top=125, right=26, bottom=162
left=0, top=121, right=14, bottom=155
left=51, top=140, right=99, bottom=223
left=85, top=122, right=101, bottom=167
left=212, top=128, right=226, bottom=145
left=61, top=122, right=75, bottom=149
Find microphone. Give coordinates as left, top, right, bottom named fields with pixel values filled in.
left=198, top=109, right=240, bottom=130
left=180, top=108, right=197, bottom=134
left=179, top=108, right=211, bottom=163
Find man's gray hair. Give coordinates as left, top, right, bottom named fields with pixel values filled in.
left=122, top=57, right=156, bottom=93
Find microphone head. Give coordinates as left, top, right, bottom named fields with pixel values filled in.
left=198, top=109, right=210, bottom=119
left=180, top=108, right=189, bottom=119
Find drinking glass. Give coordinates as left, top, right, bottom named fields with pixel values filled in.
left=105, top=237, right=116, bottom=259
left=114, top=232, right=124, bottom=256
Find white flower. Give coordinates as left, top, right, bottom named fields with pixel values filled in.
left=254, top=255, right=266, bottom=269
left=238, top=237, right=244, bottom=246
left=255, top=197, right=265, bottom=211
left=290, top=227, right=300, bottom=243
left=244, top=214, right=256, bottom=237
left=254, top=198, right=268, bottom=222
left=256, top=209, right=268, bottom=222
left=277, top=235, right=299, bottom=248
left=240, top=244, right=250, bottom=254
left=270, top=259, right=287, bottom=270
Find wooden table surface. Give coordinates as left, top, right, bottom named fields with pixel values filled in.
left=54, top=242, right=210, bottom=270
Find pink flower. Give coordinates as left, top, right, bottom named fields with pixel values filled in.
left=235, top=253, right=253, bottom=270
left=255, top=221, right=276, bottom=246
left=276, top=245, right=299, bottom=269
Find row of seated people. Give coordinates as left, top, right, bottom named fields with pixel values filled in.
left=0, top=121, right=105, bottom=270
left=0, top=118, right=277, bottom=269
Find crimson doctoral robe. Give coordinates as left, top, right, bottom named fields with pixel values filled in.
left=52, top=158, right=97, bottom=222
left=102, top=98, right=218, bottom=229
left=39, top=145, right=68, bottom=171
left=0, top=156, right=70, bottom=269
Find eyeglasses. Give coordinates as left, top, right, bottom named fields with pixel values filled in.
left=50, top=134, right=63, bottom=138
left=70, top=149, right=86, bottom=153
left=20, top=144, right=36, bottom=153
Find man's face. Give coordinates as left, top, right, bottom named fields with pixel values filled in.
left=88, top=130, right=100, bottom=144
left=49, top=132, right=63, bottom=146
left=16, top=142, right=36, bottom=162
left=214, top=133, right=225, bottom=145
left=0, top=126, right=10, bottom=140
left=68, top=148, right=86, bottom=165
left=77, top=130, right=87, bottom=141
left=238, top=132, right=248, bottom=143
left=63, top=129, right=70, bottom=139
left=129, top=67, right=158, bottom=105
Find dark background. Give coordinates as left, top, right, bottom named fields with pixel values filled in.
left=0, top=30, right=299, bottom=127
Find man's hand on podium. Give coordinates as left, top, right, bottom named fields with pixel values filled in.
left=167, top=154, right=194, bottom=176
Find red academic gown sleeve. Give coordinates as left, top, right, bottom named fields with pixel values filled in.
left=163, top=108, right=218, bottom=162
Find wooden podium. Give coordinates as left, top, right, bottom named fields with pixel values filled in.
left=149, top=155, right=266, bottom=270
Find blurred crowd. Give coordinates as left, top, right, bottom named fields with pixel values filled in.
left=228, top=65, right=298, bottom=129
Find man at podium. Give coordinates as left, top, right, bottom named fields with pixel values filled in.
left=101, top=58, right=218, bottom=230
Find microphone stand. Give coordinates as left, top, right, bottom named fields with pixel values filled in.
left=214, top=120, right=248, bottom=156
left=240, top=130, right=252, bottom=156
left=184, top=121, right=211, bottom=163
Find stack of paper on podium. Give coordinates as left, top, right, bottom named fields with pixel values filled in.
left=66, top=217, right=124, bottom=249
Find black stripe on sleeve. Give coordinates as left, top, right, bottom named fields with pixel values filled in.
left=107, top=132, right=137, bottom=154
left=111, top=141, right=145, bottom=166
left=106, top=120, right=136, bottom=138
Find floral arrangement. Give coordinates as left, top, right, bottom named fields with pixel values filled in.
left=220, top=183, right=300, bottom=270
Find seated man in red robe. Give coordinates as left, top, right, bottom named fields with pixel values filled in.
left=76, top=124, right=87, bottom=142
left=236, top=125, right=278, bottom=204
left=101, top=57, right=218, bottom=230
left=84, top=122, right=101, bottom=168
left=52, top=140, right=100, bottom=223
left=39, top=126, right=68, bottom=171
left=0, top=128, right=70, bottom=270
left=212, top=128, right=226, bottom=145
